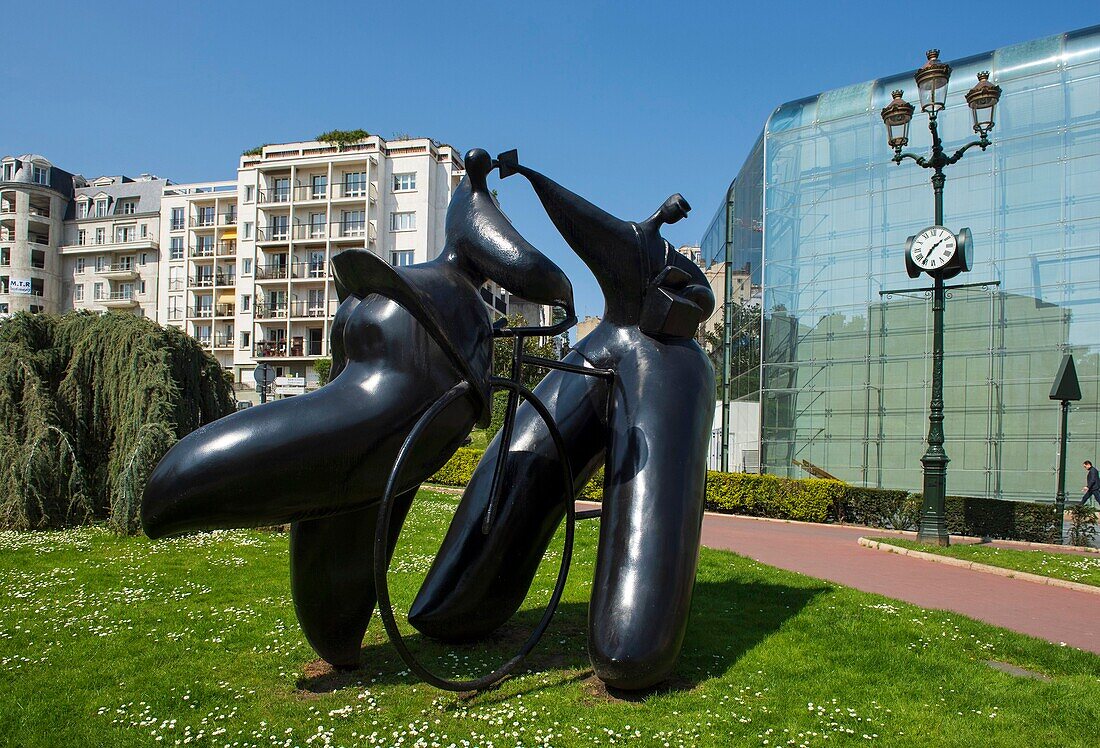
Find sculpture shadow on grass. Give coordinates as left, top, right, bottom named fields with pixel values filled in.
left=296, top=577, right=830, bottom=701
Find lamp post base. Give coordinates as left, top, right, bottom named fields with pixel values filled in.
left=918, top=453, right=950, bottom=546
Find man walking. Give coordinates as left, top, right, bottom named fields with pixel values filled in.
left=1082, top=460, right=1100, bottom=508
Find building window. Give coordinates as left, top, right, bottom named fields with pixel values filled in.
left=243, top=222, right=253, bottom=239
left=393, top=173, right=416, bottom=192
left=391, top=250, right=414, bottom=267
left=390, top=211, right=416, bottom=232
left=32, top=165, right=48, bottom=185
left=311, top=175, right=328, bottom=199
left=241, top=294, right=251, bottom=312
left=120, top=200, right=136, bottom=215
left=245, top=185, right=254, bottom=203
left=169, top=237, right=184, bottom=260
left=95, top=228, right=105, bottom=245
left=0, top=303, right=8, bottom=315
left=0, top=247, right=8, bottom=266
left=171, top=207, right=184, bottom=231
left=139, top=253, right=147, bottom=266
left=74, top=284, right=84, bottom=302
left=139, top=280, right=146, bottom=294
left=78, top=229, right=86, bottom=246
left=140, top=223, right=147, bottom=238
left=2, top=162, right=12, bottom=180
left=31, top=250, right=45, bottom=269
left=342, top=210, right=365, bottom=236
left=1, top=276, right=8, bottom=293
left=95, top=199, right=108, bottom=217
left=93, top=283, right=104, bottom=300
left=115, top=226, right=134, bottom=243
left=77, top=201, right=89, bottom=219
left=344, top=171, right=367, bottom=197
left=29, top=305, right=43, bottom=314
left=240, top=331, right=251, bottom=349
left=242, top=258, right=252, bottom=275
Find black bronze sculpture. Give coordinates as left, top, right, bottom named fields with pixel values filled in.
left=141, top=147, right=714, bottom=692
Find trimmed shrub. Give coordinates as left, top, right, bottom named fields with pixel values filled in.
left=705, top=472, right=841, bottom=523
left=429, top=447, right=483, bottom=487
left=909, top=493, right=1060, bottom=544
left=837, top=486, right=920, bottom=530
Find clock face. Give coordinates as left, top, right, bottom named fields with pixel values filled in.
left=910, top=226, right=957, bottom=271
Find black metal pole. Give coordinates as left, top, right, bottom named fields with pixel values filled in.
left=259, top=383, right=267, bottom=405
left=1055, top=399, right=1069, bottom=543
left=917, top=158, right=951, bottom=545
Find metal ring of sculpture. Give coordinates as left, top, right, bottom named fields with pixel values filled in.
left=373, top=376, right=577, bottom=692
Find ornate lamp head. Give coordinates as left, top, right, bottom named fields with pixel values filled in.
left=965, top=71, right=1002, bottom=137
left=881, top=90, right=915, bottom=150
left=915, top=49, right=952, bottom=113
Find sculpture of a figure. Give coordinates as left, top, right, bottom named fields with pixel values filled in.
left=410, top=151, right=716, bottom=690
left=141, top=149, right=574, bottom=667
left=141, top=147, right=714, bottom=692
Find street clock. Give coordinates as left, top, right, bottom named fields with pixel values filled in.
left=904, top=225, right=973, bottom=279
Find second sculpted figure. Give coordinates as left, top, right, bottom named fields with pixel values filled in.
left=411, top=151, right=716, bottom=690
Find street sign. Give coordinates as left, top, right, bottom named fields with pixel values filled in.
left=254, top=364, right=276, bottom=387
left=1050, top=354, right=1082, bottom=402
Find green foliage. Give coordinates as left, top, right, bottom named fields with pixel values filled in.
left=1069, top=503, right=1098, bottom=547
left=905, top=494, right=1061, bottom=544
left=705, top=471, right=841, bottom=523
left=836, top=486, right=920, bottom=529
left=429, top=447, right=484, bottom=487
left=313, top=358, right=332, bottom=386
left=0, top=312, right=235, bottom=533
left=492, top=314, right=560, bottom=389
left=241, top=144, right=268, bottom=157
left=316, top=129, right=371, bottom=148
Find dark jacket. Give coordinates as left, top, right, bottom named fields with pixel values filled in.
left=1087, top=465, right=1099, bottom=492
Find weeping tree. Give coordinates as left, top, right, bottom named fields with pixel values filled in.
left=0, top=312, right=235, bottom=533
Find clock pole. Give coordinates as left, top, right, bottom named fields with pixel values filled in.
left=921, top=169, right=950, bottom=545
left=879, top=51, right=1003, bottom=547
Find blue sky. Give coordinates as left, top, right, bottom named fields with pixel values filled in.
left=3, top=1, right=1097, bottom=317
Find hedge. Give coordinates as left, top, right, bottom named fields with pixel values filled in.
left=430, top=450, right=841, bottom=523
left=429, top=448, right=1065, bottom=543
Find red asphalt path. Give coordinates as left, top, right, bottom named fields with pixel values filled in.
left=697, top=513, right=1100, bottom=654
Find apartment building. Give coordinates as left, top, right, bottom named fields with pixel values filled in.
left=4, top=137, right=550, bottom=402
left=61, top=175, right=168, bottom=318
left=158, top=180, right=239, bottom=369
left=0, top=155, right=78, bottom=316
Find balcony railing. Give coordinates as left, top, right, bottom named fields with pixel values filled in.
left=257, top=226, right=290, bottom=242
left=66, top=235, right=159, bottom=249
left=255, top=263, right=290, bottom=280
left=97, top=263, right=136, bottom=274
left=190, top=214, right=217, bottom=227
left=253, top=340, right=318, bottom=358
left=294, top=185, right=329, bottom=201
left=188, top=273, right=235, bottom=287
left=219, top=213, right=237, bottom=225
left=287, top=301, right=328, bottom=318
left=329, top=220, right=372, bottom=240
left=258, top=188, right=291, bottom=204
left=292, top=262, right=328, bottom=280
left=293, top=223, right=329, bottom=240
left=190, top=245, right=216, bottom=257
left=213, top=334, right=233, bottom=348
left=330, top=182, right=378, bottom=201
left=254, top=304, right=289, bottom=319
left=187, top=306, right=215, bottom=318
left=217, top=241, right=237, bottom=256
left=195, top=336, right=213, bottom=347
left=104, top=291, right=138, bottom=301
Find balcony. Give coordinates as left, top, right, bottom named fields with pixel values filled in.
left=213, top=334, right=234, bottom=349
left=96, top=263, right=139, bottom=280
left=258, top=188, right=291, bottom=205
left=190, top=214, right=217, bottom=228
left=253, top=339, right=317, bottom=358
left=330, top=182, right=378, bottom=202
left=188, top=272, right=235, bottom=288
left=293, top=223, right=328, bottom=241
left=255, top=303, right=289, bottom=320
left=294, top=184, right=329, bottom=202
left=219, top=212, right=237, bottom=226
left=257, top=226, right=290, bottom=243
left=329, top=220, right=374, bottom=242
left=217, top=241, right=237, bottom=257
left=60, top=235, right=159, bottom=254
left=291, top=262, right=328, bottom=281
left=287, top=301, right=329, bottom=318
left=187, top=306, right=216, bottom=319
left=100, top=291, right=140, bottom=308
left=255, top=263, right=290, bottom=281
left=190, top=245, right=216, bottom=258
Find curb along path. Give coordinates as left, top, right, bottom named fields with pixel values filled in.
left=695, top=512, right=1100, bottom=654
left=858, top=536, right=1100, bottom=596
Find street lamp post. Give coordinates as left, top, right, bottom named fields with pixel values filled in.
left=880, top=51, right=1002, bottom=546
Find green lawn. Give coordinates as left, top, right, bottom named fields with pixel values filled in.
left=1, top=490, right=1098, bottom=747
left=873, top=537, right=1100, bottom=588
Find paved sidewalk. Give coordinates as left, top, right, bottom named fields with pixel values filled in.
left=697, top=513, right=1100, bottom=654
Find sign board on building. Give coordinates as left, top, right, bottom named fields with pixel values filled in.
left=274, top=376, right=306, bottom=396
left=9, top=279, right=32, bottom=295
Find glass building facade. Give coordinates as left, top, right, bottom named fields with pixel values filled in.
left=701, top=25, right=1100, bottom=502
